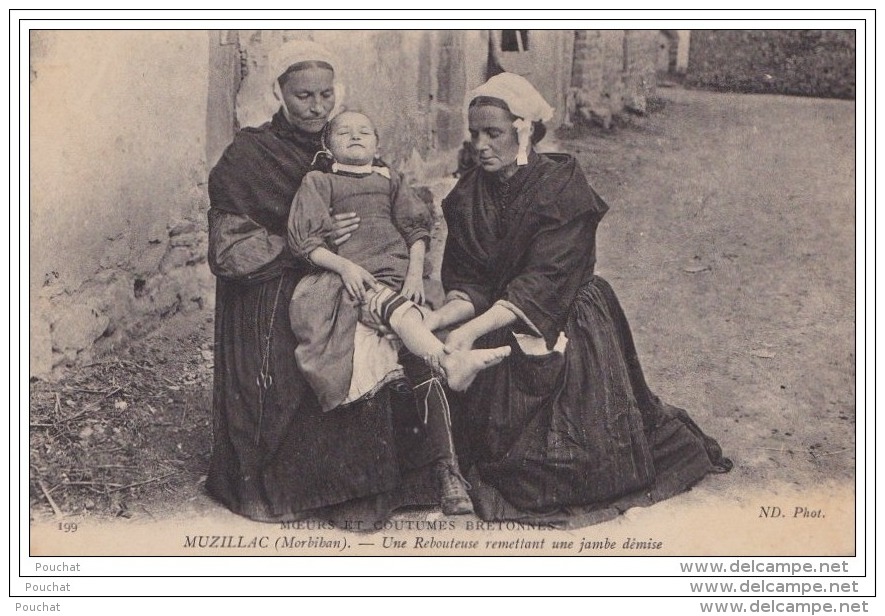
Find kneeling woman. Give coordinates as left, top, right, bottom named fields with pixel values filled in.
left=426, top=73, right=732, bottom=525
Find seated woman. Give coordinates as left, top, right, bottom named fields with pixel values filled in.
left=206, top=40, right=445, bottom=524
left=425, top=73, right=732, bottom=525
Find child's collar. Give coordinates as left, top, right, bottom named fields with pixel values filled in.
left=331, top=162, right=390, bottom=178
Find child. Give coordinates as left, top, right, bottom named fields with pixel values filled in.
left=287, top=111, right=510, bottom=514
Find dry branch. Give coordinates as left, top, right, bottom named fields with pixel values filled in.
left=109, top=472, right=176, bottom=493
left=36, top=478, right=63, bottom=518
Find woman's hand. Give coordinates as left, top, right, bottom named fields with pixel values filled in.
left=401, top=273, right=425, bottom=305
left=339, top=262, right=378, bottom=303
left=329, top=212, right=360, bottom=246
left=444, top=325, right=478, bottom=353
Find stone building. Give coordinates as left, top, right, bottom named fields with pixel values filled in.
left=29, top=29, right=667, bottom=377
left=568, top=29, right=690, bottom=126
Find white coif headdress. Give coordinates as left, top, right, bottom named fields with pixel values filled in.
left=468, top=73, right=555, bottom=165
left=268, top=39, right=344, bottom=115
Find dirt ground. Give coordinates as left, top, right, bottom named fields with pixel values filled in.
left=28, top=87, right=857, bottom=549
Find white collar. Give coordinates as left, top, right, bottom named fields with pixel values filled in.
left=332, top=162, right=390, bottom=178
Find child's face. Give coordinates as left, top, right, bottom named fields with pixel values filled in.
left=327, top=112, right=378, bottom=166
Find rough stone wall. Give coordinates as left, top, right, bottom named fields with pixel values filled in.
left=29, top=31, right=215, bottom=377
left=623, top=30, right=660, bottom=114
left=685, top=30, right=856, bottom=99
left=570, top=30, right=671, bottom=125
left=569, top=30, right=631, bottom=127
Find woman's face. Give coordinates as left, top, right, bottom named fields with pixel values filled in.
left=468, top=104, right=521, bottom=178
left=278, top=66, right=336, bottom=134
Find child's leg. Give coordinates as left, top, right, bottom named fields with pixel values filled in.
left=399, top=349, right=473, bottom=516
left=395, top=308, right=510, bottom=391
left=369, top=287, right=510, bottom=391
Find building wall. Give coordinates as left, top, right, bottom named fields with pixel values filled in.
left=490, top=29, right=574, bottom=128
left=685, top=30, right=856, bottom=99
left=623, top=30, right=660, bottom=113
left=676, top=31, right=691, bottom=73
left=205, top=31, right=241, bottom=169
left=29, top=31, right=215, bottom=376
left=569, top=29, right=679, bottom=124
left=570, top=30, right=631, bottom=125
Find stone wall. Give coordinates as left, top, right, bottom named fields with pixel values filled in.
left=623, top=30, right=661, bottom=114
left=685, top=30, right=856, bottom=99
left=569, top=30, right=661, bottom=127
left=29, top=31, right=215, bottom=377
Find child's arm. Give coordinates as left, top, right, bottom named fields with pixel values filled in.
left=401, top=240, right=426, bottom=305
left=388, top=168, right=432, bottom=306
left=309, top=246, right=378, bottom=303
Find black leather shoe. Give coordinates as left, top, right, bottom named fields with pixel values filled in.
left=436, top=461, right=474, bottom=516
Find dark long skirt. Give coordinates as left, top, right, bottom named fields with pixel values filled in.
left=206, top=270, right=437, bottom=524
left=461, top=276, right=731, bottom=527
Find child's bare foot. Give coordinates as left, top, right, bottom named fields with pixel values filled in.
left=440, top=346, right=511, bottom=391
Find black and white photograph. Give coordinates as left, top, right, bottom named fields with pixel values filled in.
left=22, top=15, right=865, bottom=583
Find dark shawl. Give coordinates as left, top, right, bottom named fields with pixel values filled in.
left=442, top=152, right=609, bottom=348
left=207, top=111, right=322, bottom=283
